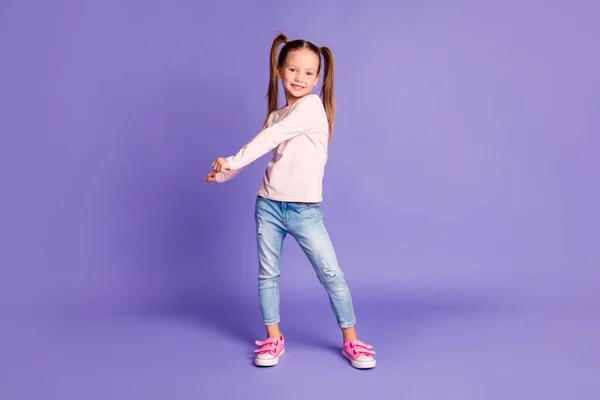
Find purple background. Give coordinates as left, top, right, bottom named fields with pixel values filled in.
left=1, top=0, right=599, bottom=399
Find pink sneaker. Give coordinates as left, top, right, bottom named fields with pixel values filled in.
left=342, top=339, right=376, bottom=369
left=254, top=334, right=285, bottom=367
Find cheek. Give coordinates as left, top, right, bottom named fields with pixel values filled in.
left=304, top=76, right=316, bottom=88
left=282, top=72, right=293, bottom=83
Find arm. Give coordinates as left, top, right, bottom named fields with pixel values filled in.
left=226, top=95, right=324, bottom=171
left=209, top=115, right=274, bottom=182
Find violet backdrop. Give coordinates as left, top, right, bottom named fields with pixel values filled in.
left=1, top=0, right=598, bottom=399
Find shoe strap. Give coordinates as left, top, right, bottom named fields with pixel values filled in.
left=254, top=338, right=280, bottom=354
left=348, top=340, right=376, bottom=356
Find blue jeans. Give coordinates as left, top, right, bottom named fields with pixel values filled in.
left=254, top=195, right=356, bottom=329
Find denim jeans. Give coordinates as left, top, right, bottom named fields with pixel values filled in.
left=254, top=195, right=356, bottom=329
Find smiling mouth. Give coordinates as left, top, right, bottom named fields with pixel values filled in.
left=291, top=84, right=305, bottom=90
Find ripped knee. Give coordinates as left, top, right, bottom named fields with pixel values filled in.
left=319, top=255, right=338, bottom=279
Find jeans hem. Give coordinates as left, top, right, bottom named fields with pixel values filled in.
left=339, top=318, right=356, bottom=329
left=263, top=319, right=280, bottom=326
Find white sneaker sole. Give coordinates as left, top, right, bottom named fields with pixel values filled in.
left=255, top=347, right=285, bottom=367
left=342, top=350, right=376, bottom=369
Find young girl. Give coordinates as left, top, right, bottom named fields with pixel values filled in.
left=206, top=33, right=376, bottom=369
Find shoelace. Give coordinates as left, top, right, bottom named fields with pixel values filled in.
left=348, top=340, right=376, bottom=357
left=254, top=338, right=280, bottom=355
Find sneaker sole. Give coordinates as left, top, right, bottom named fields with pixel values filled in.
left=255, top=347, right=285, bottom=367
left=342, top=350, right=376, bottom=369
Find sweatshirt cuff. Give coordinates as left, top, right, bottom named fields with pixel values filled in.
left=226, top=156, right=238, bottom=171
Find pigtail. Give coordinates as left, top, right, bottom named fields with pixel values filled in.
left=263, top=33, right=288, bottom=129
left=319, top=46, right=336, bottom=138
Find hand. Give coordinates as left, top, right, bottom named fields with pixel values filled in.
left=211, top=157, right=230, bottom=172
left=205, top=170, right=218, bottom=182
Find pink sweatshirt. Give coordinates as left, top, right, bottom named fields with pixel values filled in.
left=216, top=94, right=329, bottom=203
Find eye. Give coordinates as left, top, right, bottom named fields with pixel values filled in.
left=306, top=72, right=314, bottom=76
left=289, top=68, right=296, bottom=72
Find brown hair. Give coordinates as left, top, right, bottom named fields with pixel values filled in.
left=263, top=33, right=336, bottom=139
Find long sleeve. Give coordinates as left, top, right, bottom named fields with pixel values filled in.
left=216, top=167, right=243, bottom=183
left=214, top=117, right=273, bottom=183
left=226, top=95, right=325, bottom=171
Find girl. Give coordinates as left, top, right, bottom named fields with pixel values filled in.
left=206, top=33, right=376, bottom=369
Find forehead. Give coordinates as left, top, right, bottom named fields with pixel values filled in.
left=285, top=49, right=320, bottom=70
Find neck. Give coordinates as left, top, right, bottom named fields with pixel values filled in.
left=284, top=91, right=306, bottom=108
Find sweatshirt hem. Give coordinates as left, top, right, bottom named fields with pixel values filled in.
left=256, top=190, right=323, bottom=204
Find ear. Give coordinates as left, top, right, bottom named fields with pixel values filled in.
left=314, top=74, right=320, bottom=87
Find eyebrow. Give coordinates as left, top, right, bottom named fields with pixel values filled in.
left=287, top=64, right=317, bottom=72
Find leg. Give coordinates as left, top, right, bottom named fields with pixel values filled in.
left=287, top=203, right=356, bottom=329
left=342, top=326, right=358, bottom=342
left=265, top=323, right=281, bottom=339
left=255, top=196, right=287, bottom=335
left=288, top=202, right=376, bottom=369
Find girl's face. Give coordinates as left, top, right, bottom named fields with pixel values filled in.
left=279, top=49, right=320, bottom=103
